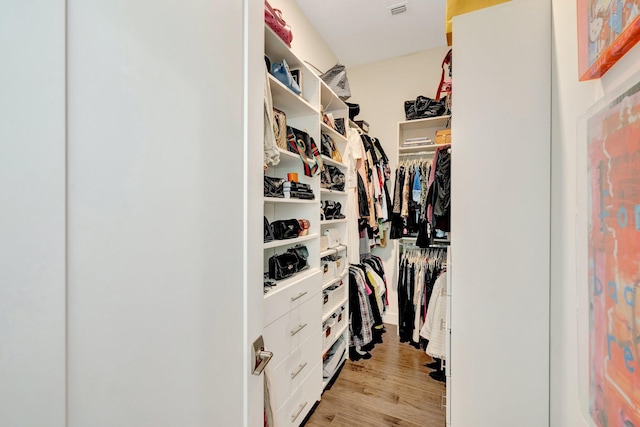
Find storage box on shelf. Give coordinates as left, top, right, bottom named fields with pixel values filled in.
left=321, top=280, right=347, bottom=321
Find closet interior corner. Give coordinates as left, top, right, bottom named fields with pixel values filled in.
left=261, top=4, right=452, bottom=426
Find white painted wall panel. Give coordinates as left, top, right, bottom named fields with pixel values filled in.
left=451, top=1, right=551, bottom=425
left=0, top=2, right=66, bottom=426
left=66, top=1, right=257, bottom=425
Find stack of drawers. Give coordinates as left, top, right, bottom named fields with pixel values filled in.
left=263, top=271, right=322, bottom=426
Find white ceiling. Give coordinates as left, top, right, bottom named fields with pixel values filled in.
left=295, top=0, right=447, bottom=68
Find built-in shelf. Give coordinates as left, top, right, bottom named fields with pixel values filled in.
left=398, top=115, right=451, bottom=132
left=322, top=354, right=347, bottom=391
left=320, top=155, right=346, bottom=169
left=320, top=188, right=346, bottom=195
left=321, top=122, right=347, bottom=145
left=264, top=233, right=319, bottom=250
left=320, top=218, right=348, bottom=225
left=322, top=296, right=348, bottom=323
left=398, top=144, right=440, bottom=153
left=349, top=119, right=366, bottom=134
left=320, top=245, right=347, bottom=259
left=264, top=196, right=318, bottom=204
left=263, top=268, right=321, bottom=301
left=321, top=322, right=349, bottom=355
left=321, top=274, right=345, bottom=291
left=268, top=75, right=318, bottom=118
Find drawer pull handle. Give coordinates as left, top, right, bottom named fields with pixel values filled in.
left=291, top=291, right=308, bottom=302
left=291, top=401, right=308, bottom=422
left=291, top=323, right=307, bottom=336
left=441, top=391, right=447, bottom=409
left=290, top=362, right=308, bottom=379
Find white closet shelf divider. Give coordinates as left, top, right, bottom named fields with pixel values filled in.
left=320, top=123, right=347, bottom=145
left=322, top=296, right=348, bottom=323
left=322, top=276, right=342, bottom=291
left=319, top=80, right=348, bottom=111
left=268, top=75, right=318, bottom=118
left=320, top=218, right=348, bottom=225
left=273, top=148, right=306, bottom=168
left=264, top=233, right=319, bottom=250
left=321, top=322, right=349, bottom=355
left=320, top=188, right=346, bottom=195
left=398, top=144, right=440, bottom=153
left=319, top=155, right=346, bottom=169
left=264, top=197, right=319, bottom=204
left=397, top=115, right=451, bottom=132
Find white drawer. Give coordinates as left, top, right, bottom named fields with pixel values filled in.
left=269, top=328, right=321, bottom=412
left=277, top=361, right=322, bottom=427
left=263, top=309, right=301, bottom=369
left=291, top=329, right=321, bottom=392
left=264, top=270, right=321, bottom=326
left=268, top=346, right=302, bottom=412
left=296, top=294, right=322, bottom=345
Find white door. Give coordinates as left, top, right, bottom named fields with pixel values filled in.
left=0, top=2, right=66, bottom=426
left=451, top=1, right=551, bottom=426
left=66, top=0, right=265, bottom=426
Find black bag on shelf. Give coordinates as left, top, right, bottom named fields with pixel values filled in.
left=404, top=95, right=448, bottom=121
left=271, top=219, right=301, bottom=240
left=320, top=165, right=345, bottom=192
left=288, top=244, right=309, bottom=272
left=264, top=175, right=285, bottom=198
left=264, top=217, right=274, bottom=243
left=268, top=252, right=299, bottom=280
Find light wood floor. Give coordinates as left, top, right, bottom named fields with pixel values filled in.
left=303, top=324, right=445, bottom=427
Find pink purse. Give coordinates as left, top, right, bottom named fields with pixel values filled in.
left=264, top=0, right=293, bottom=47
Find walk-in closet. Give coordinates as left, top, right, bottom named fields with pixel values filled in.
left=261, top=1, right=550, bottom=426
left=8, top=0, right=588, bottom=425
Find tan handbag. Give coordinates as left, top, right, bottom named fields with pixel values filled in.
left=272, top=108, right=287, bottom=150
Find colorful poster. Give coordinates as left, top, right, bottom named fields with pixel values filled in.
left=577, top=0, right=640, bottom=81
left=588, top=79, right=640, bottom=426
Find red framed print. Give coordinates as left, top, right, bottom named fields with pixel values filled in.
left=583, top=74, right=640, bottom=426
left=577, top=0, right=640, bottom=81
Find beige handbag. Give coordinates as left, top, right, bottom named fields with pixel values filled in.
left=272, top=108, right=287, bottom=150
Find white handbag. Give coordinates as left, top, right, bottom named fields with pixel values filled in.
left=324, top=228, right=340, bottom=248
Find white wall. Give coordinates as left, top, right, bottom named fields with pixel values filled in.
left=0, top=2, right=66, bottom=426
left=549, top=2, right=640, bottom=426
left=347, top=47, right=451, bottom=325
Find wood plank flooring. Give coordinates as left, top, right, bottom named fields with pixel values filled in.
left=303, top=324, right=445, bottom=427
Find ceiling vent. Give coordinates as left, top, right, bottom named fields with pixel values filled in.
left=389, top=2, right=407, bottom=15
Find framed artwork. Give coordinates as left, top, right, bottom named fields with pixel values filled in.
left=583, top=73, right=640, bottom=426
left=577, top=0, right=640, bottom=81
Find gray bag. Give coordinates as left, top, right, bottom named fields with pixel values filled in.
left=320, top=63, right=351, bottom=101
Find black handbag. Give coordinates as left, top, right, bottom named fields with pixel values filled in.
left=264, top=175, right=285, bottom=198
left=288, top=244, right=309, bottom=272
left=271, top=219, right=301, bottom=240
left=268, top=252, right=299, bottom=280
left=404, top=95, right=448, bottom=121
left=264, top=217, right=274, bottom=243
left=320, top=165, right=345, bottom=192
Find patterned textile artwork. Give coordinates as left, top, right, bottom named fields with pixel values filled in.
left=588, top=78, right=640, bottom=426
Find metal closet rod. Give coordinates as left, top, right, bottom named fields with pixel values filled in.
left=399, top=151, right=435, bottom=157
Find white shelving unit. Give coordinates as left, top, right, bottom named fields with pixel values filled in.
left=262, top=23, right=352, bottom=425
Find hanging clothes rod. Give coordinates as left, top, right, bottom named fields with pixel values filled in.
left=399, top=151, right=435, bottom=157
